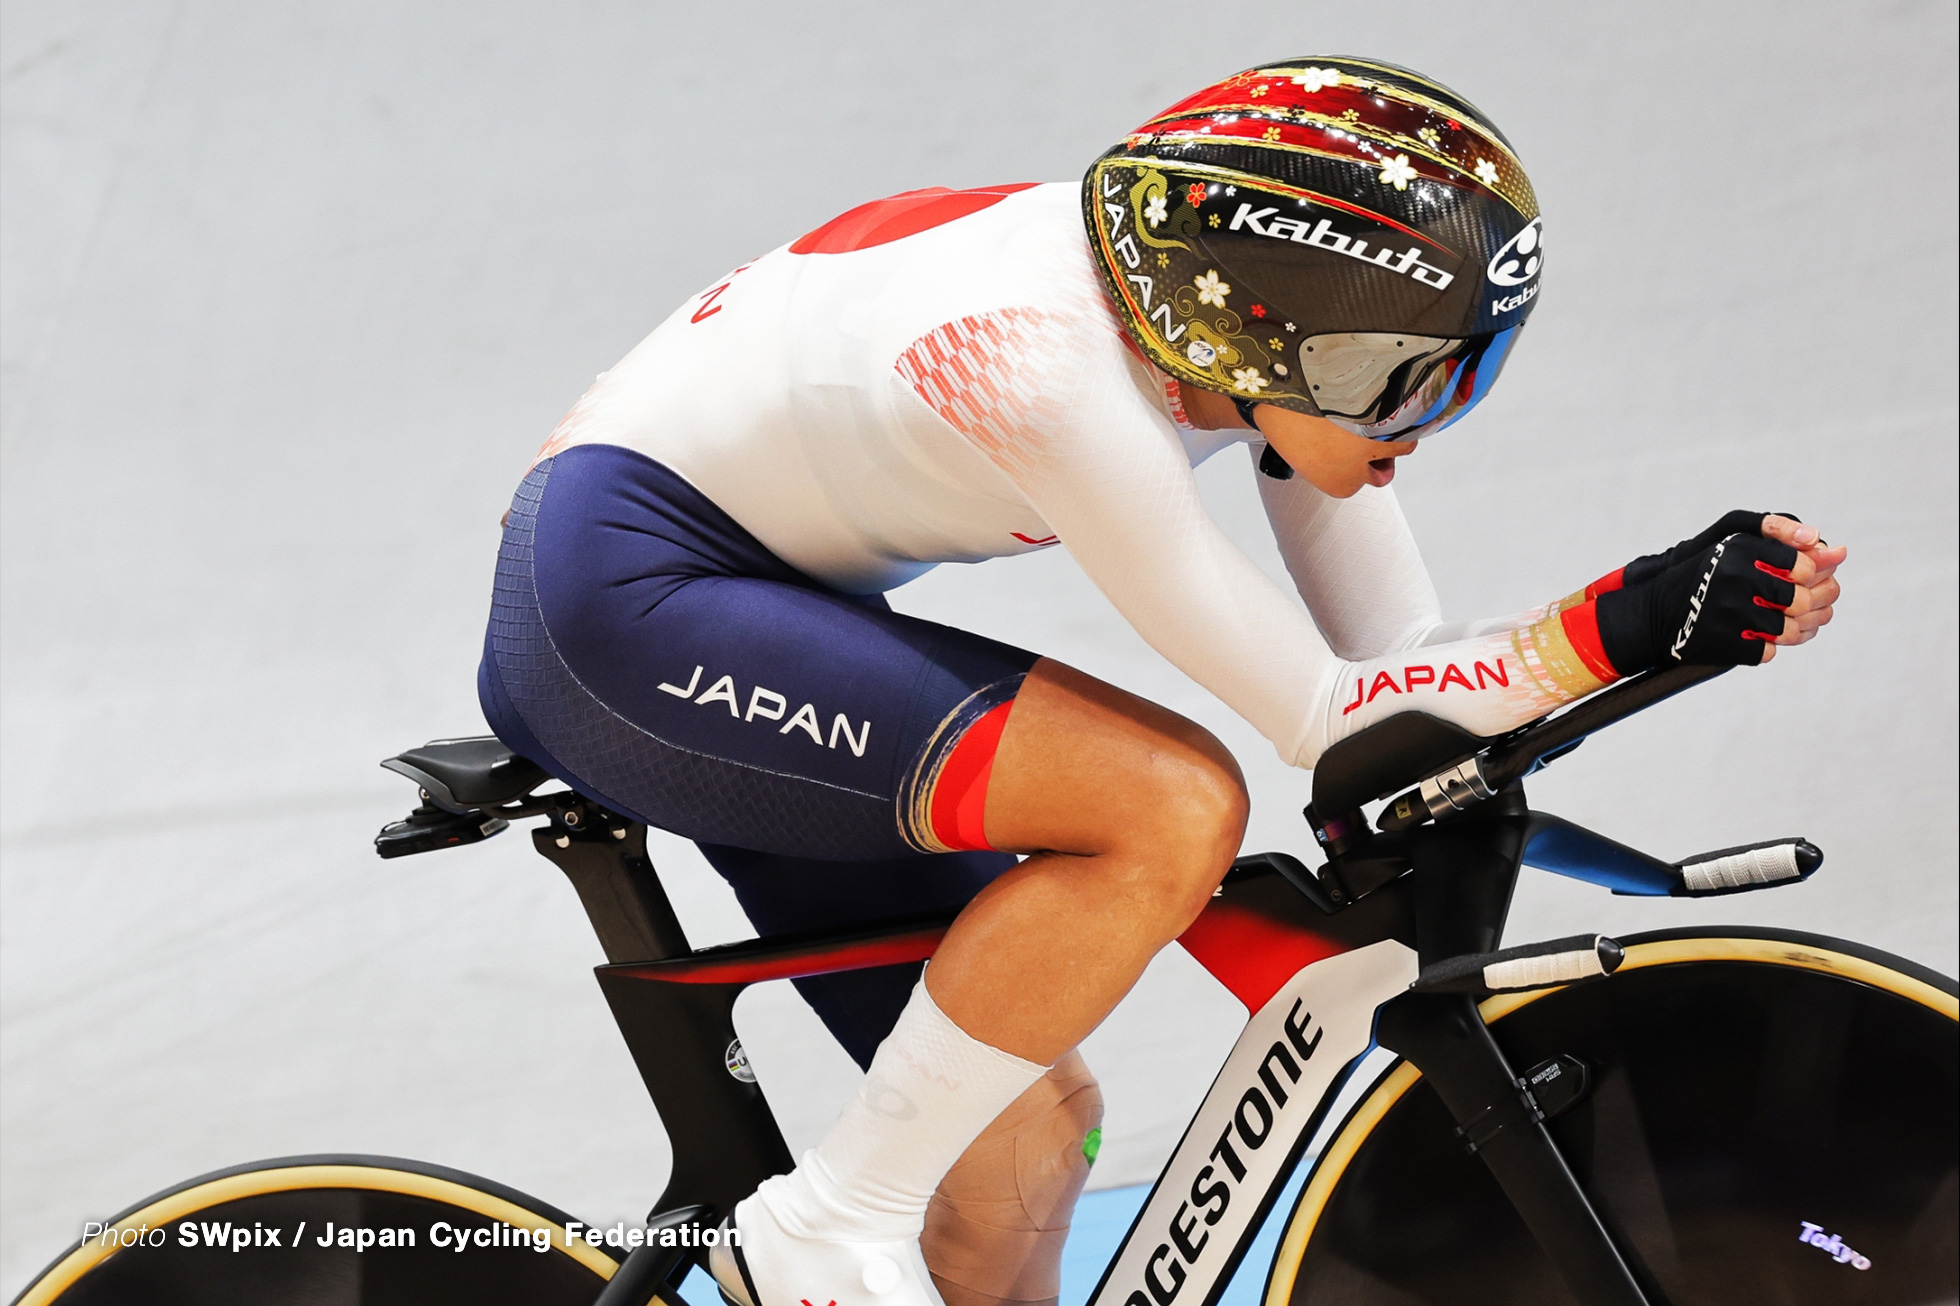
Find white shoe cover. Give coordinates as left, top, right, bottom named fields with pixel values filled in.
left=709, top=1199, right=944, bottom=1306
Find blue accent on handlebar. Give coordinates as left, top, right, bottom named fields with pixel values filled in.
left=1523, top=819, right=1677, bottom=896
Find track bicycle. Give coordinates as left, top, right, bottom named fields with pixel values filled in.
left=15, top=663, right=1957, bottom=1306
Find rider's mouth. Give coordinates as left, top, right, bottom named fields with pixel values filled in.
left=1367, top=457, right=1398, bottom=487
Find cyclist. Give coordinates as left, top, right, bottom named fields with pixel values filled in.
left=476, top=57, right=1843, bottom=1306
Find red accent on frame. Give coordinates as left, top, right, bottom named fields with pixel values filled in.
left=616, top=927, right=949, bottom=987
left=1558, top=599, right=1621, bottom=683
left=1177, top=900, right=1353, bottom=1012
left=1010, top=531, right=1059, bottom=546
left=929, top=700, right=1015, bottom=851
left=790, top=184, right=1039, bottom=255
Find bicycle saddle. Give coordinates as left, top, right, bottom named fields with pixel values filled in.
left=381, top=737, right=548, bottom=811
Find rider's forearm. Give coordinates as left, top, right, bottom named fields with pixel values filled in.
left=1296, top=610, right=1609, bottom=768
left=1251, top=460, right=1614, bottom=758
left=1319, top=515, right=1813, bottom=757
left=1403, top=605, right=1556, bottom=647
left=1255, top=463, right=1449, bottom=660
left=1047, top=467, right=1603, bottom=772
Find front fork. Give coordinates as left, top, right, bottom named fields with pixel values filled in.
left=1373, top=789, right=1663, bottom=1306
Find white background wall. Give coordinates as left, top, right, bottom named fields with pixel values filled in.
left=3, top=0, right=1954, bottom=1290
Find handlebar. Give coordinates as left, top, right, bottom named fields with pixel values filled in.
left=1376, top=663, right=1730, bottom=832
left=1489, top=663, right=1729, bottom=789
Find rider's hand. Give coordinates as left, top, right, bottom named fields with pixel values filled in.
left=1620, top=509, right=1783, bottom=589
left=1577, top=510, right=1798, bottom=594
left=1583, top=512, right=1845, bottom=674
left=1754, top=514, right=1845, bottom=663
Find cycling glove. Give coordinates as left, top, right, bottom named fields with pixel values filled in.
left=1538, top=512, right=1802, bottom=679
left=1585, top=510, right=1793, bottom=596
left=1593, top=532, right=1798, bottom=671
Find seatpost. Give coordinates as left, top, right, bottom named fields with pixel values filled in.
left=534, top=807, right=716, bottom=1303
left=532, top=800, right=794, bottom=1300
left=531, top=803, right=689, bottom=964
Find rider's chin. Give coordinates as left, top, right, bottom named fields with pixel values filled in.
left=1366, top=456, right=1399, bottom=488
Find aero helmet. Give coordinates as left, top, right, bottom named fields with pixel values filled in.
left=1083, top=57, right=1542, bottom=440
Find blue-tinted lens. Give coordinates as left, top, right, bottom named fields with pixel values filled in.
left=1461, top=325, right=1519, bottom=409
left=1404, top=358, right=1464, bottom=429
left=1382, top=324, right=1522, bottom=441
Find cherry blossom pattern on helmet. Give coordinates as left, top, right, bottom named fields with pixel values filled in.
left=1082, top=57, right=1543, bottom=425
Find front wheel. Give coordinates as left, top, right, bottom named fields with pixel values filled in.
left=1266, top=929, right=1959, bottom=1305
left=11, top=1154, right=665, bottom=1306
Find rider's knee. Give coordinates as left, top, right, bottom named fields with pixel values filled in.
left=1127, top=731, right=1248, bottom=919
left=922, top=1051, right=1103, bottom=1306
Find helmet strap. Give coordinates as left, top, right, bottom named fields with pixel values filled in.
left=1236, top=400, right=1295, bottom=479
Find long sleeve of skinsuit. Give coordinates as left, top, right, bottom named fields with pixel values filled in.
left=1254, top=451, right=1549, bottom=656
left=904, top=304, right=1608, bottom=771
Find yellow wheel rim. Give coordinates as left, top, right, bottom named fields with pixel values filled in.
left=17, top=1162, right=624, bottom=1306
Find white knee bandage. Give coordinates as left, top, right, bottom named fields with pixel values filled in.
left=922, top=1052, right=1104, bottom=1306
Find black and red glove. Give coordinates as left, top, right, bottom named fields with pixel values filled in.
left=1577, top=510, right=1789, bottom=598
left=1556, top=512, right=1802, bottom=679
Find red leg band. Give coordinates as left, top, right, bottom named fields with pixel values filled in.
left=927, top=700, right=1016, bottom=852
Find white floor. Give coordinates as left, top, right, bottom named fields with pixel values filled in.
left=4, top=0, right=1954, bottom=1294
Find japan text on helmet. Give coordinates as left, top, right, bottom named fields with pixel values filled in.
left=1083, top=57, right=1542, bottom=440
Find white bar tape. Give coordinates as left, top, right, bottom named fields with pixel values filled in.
left=1484, top=941, right=1607, bottom=991
left=1680, top=843, right=1800, bottom=893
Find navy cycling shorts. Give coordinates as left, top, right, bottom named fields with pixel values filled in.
left=477, top=443, right=1037, bottom=1065
left=480, top=442, right=1037, bottom=859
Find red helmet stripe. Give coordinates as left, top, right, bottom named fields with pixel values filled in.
left=1151, top=119, right=1477, bottom=196
left=1126, top=162, right=1458, bottom=256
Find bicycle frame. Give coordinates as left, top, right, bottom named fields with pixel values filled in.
left=540, top=796, right=1650, bottom=1306
left=425, top=666, right=1812, bottom=1306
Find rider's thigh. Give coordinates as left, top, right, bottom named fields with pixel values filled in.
left=986, top=659, right=1248, bottom=898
